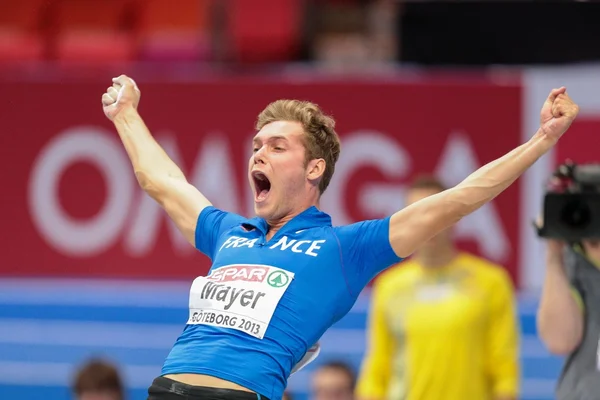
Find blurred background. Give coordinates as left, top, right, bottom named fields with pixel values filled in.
left=1, top=0, right=600, bottom=399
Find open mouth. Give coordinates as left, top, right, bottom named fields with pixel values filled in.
left=252, top=171, right=271, bottom=202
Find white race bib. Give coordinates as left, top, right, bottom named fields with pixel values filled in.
left=188, top=264, right=294, bottom=339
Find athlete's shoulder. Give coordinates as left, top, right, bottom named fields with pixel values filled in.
left=195, top=207, right=257, bottom=261
left=373, top=259, right=419, bottom=291
left=458, top=252, right=503, bottom=271
left=331, top=220, right=364, bottom=235
left=331, top=217, right=392, bottom=239
left=458, top=252, right=513, bottom=286
left=200, top=206, right=248, bottom=223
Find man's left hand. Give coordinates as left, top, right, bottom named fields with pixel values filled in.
left=538, top=87, right=579, bottom=143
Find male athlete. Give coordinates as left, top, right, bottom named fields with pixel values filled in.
left=357, top=176, right=519, bottom=400
left=102, top=75, right=579, bottom=400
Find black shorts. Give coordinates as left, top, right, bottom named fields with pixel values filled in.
left=147, top=377, right=269, bottom=400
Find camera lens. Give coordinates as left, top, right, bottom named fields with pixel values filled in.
left=560, top=199, right=591, bottom=229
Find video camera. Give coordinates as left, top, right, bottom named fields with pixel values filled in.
left=537, top=160, right=600, bottom=242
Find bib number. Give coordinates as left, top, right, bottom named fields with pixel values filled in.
left=188, top=264, right=294, bottom=339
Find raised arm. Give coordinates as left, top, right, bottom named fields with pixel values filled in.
left=389, top=87, right=579, bottom=258
left=102, top=75, right=211, bottom=246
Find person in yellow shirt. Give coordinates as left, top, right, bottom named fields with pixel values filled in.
left=356, top=175, right=520, bottom=400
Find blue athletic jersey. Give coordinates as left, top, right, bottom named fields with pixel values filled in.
left=161, top=206, right=401, bottom=399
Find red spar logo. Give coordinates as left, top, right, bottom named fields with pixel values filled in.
left=208, top=265, right=269, bottom=283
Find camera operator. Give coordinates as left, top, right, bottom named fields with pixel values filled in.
left=536, top=162, right=600, bottom=400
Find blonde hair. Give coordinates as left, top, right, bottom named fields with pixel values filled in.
left=255, top=99, right=341, bottom=194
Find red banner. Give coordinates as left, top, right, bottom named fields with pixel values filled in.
left=0, top=78, right=522, bottom=284
left=555, top=118, right=600, bottom=165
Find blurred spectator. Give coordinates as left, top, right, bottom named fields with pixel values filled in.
left=308, top=0, right=398, bottom=73
left=71, top=359, right=125, bottom=400
left=356, top=174, right=519, bottom=400
left=310, top=2, right=369, bottom=72
left=310, top=361, right=356, bottom=400
left=366, top=0, right=400, bottom=63
left=282, top=391, right=294, bottom=400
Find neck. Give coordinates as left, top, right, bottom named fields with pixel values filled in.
left=265, top=217, right=293, bottom=240
left=264, top=201, right=319, bottom=240
left=414, top=242, right=457, bottom=268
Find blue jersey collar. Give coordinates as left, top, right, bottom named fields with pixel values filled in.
left=244, top=206, right=331, bottom=236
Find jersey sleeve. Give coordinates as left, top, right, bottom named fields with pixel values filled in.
left=356, top=278, right=395, bottom=400
left=484, top=268, right=520, bottom=398
left=195, top=206, right=245, bottom=260
left=333, top=217, right=403, bottom=292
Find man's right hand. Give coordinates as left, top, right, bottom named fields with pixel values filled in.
left=102, top=75, right=141, bottom=121
left=101, top=74, right=210, bottom=246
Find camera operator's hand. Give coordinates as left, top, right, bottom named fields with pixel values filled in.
left=545, top=239, right=565, bottom=265
left=535, top=215, right=583, bottom=357
left=538, top=87, right=579, bottom=144
left=535, top=215, right=565, bottom=265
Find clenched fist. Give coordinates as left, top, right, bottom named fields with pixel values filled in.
left=102, top=74, right=141, bottom=121
left=539, top=87, right=579, bottom=143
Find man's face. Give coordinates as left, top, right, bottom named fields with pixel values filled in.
left=405, top=187, right=452, bottom=250
left=582, top=239, right=600, bottom=265
left=248, top=121, right=310, bottom=220
left=310, top=367, right=354, bottom=400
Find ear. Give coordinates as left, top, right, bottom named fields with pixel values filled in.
left=306, top=158, right=326, bottom=182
